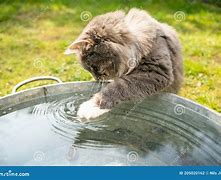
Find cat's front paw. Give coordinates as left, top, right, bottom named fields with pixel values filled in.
left=77, top=99, right=110, bottom=120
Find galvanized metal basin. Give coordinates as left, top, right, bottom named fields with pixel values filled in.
left=0, top=78, right=220, bottom=166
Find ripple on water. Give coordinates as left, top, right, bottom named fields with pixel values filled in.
left=32, top=95, right=110, bottom=149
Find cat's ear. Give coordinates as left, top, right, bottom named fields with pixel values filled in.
left=64, top=39, right=92, bottom=55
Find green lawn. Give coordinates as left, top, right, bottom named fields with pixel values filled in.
left=0, top=0, right=221, bottom=112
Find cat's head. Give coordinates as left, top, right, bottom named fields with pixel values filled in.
left=65, top=11, right=138, bottom=80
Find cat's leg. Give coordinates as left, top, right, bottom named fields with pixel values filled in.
left=77, top=96, right=110, bottom=120
left=77, top=69, right=173, bottom=120
left=99, top=70, right=174, bottom=108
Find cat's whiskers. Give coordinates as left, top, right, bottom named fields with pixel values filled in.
left=100, top=78, right=105, bottom=87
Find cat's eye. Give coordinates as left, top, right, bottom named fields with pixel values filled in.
left=88, top=51, right=100, bottom=58
left=92, top=66, right=98, bottom=72
left=102, top=72, right=108, bottom=76
left=89, top=52, right=95, bottom=57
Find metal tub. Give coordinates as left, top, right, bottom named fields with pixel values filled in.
left=0, top=77, right=220, bottom=166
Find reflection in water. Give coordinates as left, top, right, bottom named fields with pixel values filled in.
left=0, top=94, right=221, bottom=166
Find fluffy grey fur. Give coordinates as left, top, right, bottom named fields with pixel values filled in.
left=65, top=8, right=183, bottom=118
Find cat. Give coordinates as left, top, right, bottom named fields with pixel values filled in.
left=65, top=8, right=183, bottom=120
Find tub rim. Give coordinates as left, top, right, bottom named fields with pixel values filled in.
left=0, top=81, right=220, bottom=120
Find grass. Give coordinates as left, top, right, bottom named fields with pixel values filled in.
left=0, top=0, right=220, bottom=112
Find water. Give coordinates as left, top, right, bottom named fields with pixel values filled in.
left=0, top=93, right=221, bottom=166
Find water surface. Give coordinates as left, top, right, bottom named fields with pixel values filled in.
left=0, top=92, right=221, bottom=166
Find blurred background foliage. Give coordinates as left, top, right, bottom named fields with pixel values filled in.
left=0, top=0, right=220, bottom=112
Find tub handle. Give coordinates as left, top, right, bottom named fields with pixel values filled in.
left=12, top=76, right=63, bottom=94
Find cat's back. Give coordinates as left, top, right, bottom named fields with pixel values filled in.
left=127, top=8, right=183, bottom=93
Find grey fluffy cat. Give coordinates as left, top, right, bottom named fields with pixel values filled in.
left=65, top=8, right=183, bottom=120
